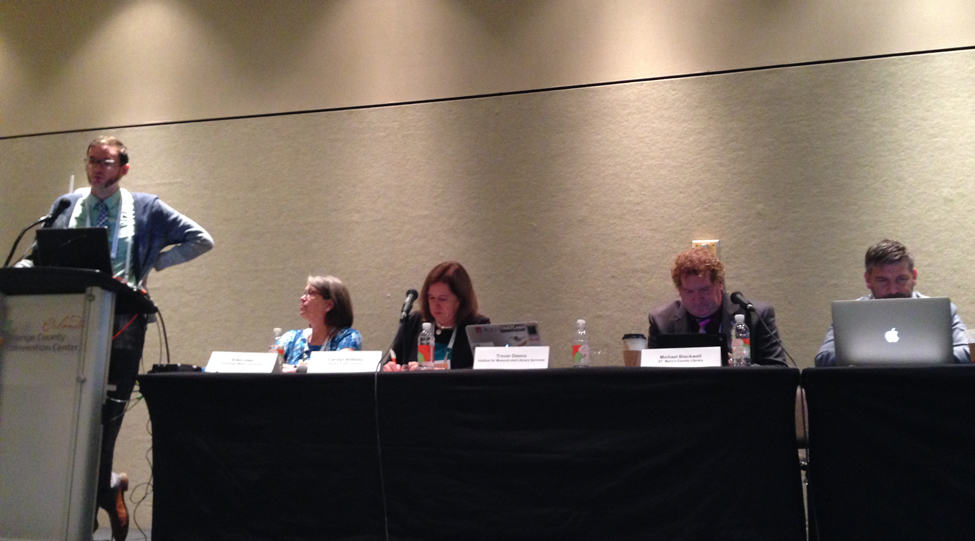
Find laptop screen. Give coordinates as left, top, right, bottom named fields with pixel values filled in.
left=465, top=322, right=544, bottom=355
left=831, top=297, right=953, bottom=365
left=653, top=333, right=729, bottom=366
left=34, top=227, right=112, bottom=275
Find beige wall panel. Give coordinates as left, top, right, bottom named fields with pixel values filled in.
left=3, top=0, right=975, bottom=136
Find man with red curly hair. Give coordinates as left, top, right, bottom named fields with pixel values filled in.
left=648, top=246, right=786, bottom=366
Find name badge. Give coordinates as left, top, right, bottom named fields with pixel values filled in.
left=205, top=351, right=279, bottom=373
left=307, top=350, right=383, bottom=373
left=473, top=346, right=549, bottom=369
left=641, top=347, right=722, bottom=368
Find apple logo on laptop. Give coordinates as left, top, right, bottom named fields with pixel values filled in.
left=884, top=327, right=900, bottom=343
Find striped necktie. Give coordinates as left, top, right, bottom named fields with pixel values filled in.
left=95, top=201, right=109, bottom=228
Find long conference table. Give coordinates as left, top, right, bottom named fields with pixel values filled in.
left=139, top=365, right=975, bottom=541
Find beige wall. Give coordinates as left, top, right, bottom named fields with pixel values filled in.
left=3, top=0, right=975, bottom=529
left=3, top=0, right=975, bottom=136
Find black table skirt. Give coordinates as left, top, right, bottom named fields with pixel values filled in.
left=803, top=365, right=975, bottom=541
left=140, top=367, right=806, bottom=541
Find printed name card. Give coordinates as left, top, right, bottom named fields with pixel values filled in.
left=307, top=350, right=383, bottom=373
left=473, top=346, right=549, bottom=370
left=641, top=347, right=722, bottom=368
left=205, top=351, right=278, bottom=373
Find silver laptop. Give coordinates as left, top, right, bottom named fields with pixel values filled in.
left=466, top=322, right=544, bottom=354
left=832, top=297, right=953, bottom=365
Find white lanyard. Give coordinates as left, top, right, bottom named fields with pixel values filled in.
left=445, top=326, right=457, bottom=361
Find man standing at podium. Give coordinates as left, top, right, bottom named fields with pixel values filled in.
left=19, top=136, right=213, bottom=540
left=814, top=239, right=969, bottom=366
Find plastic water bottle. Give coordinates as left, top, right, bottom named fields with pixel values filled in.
left=417, top=322, right=435, bottom=369
left=270, top=327, right=285, bottom=371
left=572, top=319, right=591, bottom=367
left=731, top=314, right=751, bottom=367
left=270, top=328, right=284, bottom=355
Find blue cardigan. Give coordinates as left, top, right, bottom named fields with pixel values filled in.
left=24, top=191, right=213, bottom=288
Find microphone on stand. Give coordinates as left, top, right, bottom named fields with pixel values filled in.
left=44, top=199, right=72, bottom=227
left=3, top=199, right=71, bottom=267
left=399, top=289, right=419, bottom=323
left=377, top=289, right=420, bottom=370
left=729, top=290, right=798, bottom=368
left=730, top=291, right=755, bottom=312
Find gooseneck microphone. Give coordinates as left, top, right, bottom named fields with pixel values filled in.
left=378, top=288, right=421, bottom=370
left=3, top=199, right=71, bottom=267
left=45, top=199, right=72, bottom=227
left=730, top=291, right=755, bottom=312
left=399, top=289, right=419, bottom=323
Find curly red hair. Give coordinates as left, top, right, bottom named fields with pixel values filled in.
left=671, top=247, right=725, bottom=288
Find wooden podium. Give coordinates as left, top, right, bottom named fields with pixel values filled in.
left=0, top=268, right=154, bottom=541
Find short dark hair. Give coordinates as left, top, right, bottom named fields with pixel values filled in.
left=420, top=261, right=479, bottom=325
left=864, top=239, right=914, bottom=272
left=307, top=275, right=354, bottom=329
left=671, top=247, right=725, bottom=288
left=87, top=135, right=129, bottom=166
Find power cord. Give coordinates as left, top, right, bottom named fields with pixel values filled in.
left=753, top=313, right=816, bottom=540
left=128, top=414, right=153, bottom=541
left=373, top=365, right=391, bottom=540
left=155, top=308, right=171, bottom=365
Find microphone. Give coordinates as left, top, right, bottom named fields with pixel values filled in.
left=729, top=290, right=800, bottom=369
left=43, top=199, right=71, bottom=227
left=3, top=199, right=72, bottom=268
left=377, top=288, right=420, bottom=370
left=399, top=289, right=419, bottom=322
left=730, top=291, right=755, bottom=312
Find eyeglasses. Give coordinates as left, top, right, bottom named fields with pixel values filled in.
left=302, top=288, right=330, bottom=300
left=85, top=157, right=118, bottom=167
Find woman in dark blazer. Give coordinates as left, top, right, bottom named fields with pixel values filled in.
left=386, top=261, right=489, bottom=370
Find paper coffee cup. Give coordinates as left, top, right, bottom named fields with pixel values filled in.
left=622, top=333, right=647, bottom=350
left=622, top=333, right=647, bottom=366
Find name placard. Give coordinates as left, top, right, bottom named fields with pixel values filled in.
left=641, top=347, right=722, bottom=368
left=307, top=350, right=383, bottom=373
left=205, top=351, right=278, bottom=373
left=473, top=346, right=549, bottom=370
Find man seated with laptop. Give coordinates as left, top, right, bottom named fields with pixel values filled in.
left=814, top=239, right=969, bottom=366
left=647, top=246, right=787, bottom=366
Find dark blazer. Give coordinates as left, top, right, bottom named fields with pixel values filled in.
left=647, top=291, right=787, bottom=366
left=391, top=311, right=491, bottom=369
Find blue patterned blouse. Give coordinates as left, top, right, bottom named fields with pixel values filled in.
left=276, top=327, right=363, bottom=365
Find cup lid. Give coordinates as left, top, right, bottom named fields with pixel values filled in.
left=622, top=333, right=647, bottom=340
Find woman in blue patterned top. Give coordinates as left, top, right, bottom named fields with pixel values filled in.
left=277, top=275, right=362, bottom=372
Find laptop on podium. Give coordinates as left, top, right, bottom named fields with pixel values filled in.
left=34, top=227, right=113, bottom=274
left=831, top=296, right=953, bottom=366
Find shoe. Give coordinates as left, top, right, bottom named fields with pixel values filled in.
left=105, top=472, right=129, bottom=541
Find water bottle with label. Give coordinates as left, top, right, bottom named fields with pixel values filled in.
left=270, top=327, right=285, bottom=371
left=731, top=314, right=751, bottom=367
left=417, top=322, right=435, bottom=369
left=572, top=319, right=591, bottom=367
